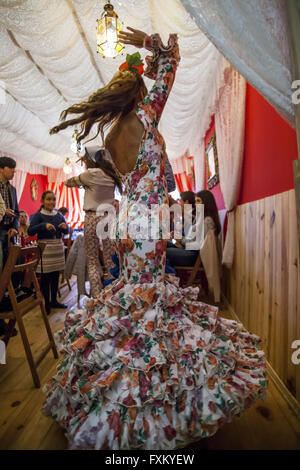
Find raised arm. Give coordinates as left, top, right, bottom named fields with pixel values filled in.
left=64, top=174, right=85, bottom=188
left=65, top=170, right=96, bottom=189
left=119, top=27, right=180, bottom=124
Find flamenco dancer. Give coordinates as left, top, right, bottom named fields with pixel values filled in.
left=43, top=27, right=267, bottom=450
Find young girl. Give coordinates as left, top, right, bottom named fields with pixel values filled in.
left=28, top=191, right=69, bottom=315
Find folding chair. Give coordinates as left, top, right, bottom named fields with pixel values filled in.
left=174, top=252, right=209, bottom=293
left=0, top=243, right=58, bottom=388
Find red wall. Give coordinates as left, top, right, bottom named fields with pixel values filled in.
left=237, top=84, right=298, bottom=205
left=203, top=84, right=298, bottom=211
left=18, top=173, right=47, bottom=217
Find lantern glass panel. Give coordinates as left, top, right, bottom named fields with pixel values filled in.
left=96, top=6, right=124, bottom=58
left=63, top=158, right=72, bottom=174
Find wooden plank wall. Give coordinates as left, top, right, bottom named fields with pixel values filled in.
left=224, top=188, right=300, bottom=403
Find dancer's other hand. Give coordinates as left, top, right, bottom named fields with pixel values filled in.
left=118, top=27, right=147, bottom=48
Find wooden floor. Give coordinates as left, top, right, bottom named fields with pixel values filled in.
left=0, top=279, right=299, bottom=450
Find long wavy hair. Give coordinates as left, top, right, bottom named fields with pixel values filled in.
left=196, top=190, right=221, bottom=236
left=50, top=69, right=147, bottom=145
left=84, top=147, right=122, bottom=194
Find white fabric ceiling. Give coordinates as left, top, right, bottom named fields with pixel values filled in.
left=181, top=0, right=294, bottom=128
left=0, top=0, right=228, bottom=169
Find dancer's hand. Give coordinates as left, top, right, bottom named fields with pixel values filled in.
left=46, top=223, right=55, bottom=231
left=118, top=27, right=147, bottom=48
left=58, top=222, right=67, bottom=230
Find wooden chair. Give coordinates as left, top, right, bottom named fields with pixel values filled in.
left=66, top=227, right=74, bottom=256
left=58, top=228, right=73, bottom=296
left=0, top=243, right=58, bottom=388
left=174, top=253, right=209, bottom=293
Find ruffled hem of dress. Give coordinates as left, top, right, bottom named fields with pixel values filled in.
left=42, top=275, right=267, bottom=450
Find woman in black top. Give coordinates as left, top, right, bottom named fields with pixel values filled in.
left=28, top=191, right=69, bottom=315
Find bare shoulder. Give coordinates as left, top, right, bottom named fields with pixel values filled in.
left=105, top=111, right=145, bottom=174
left=106, top=112, right=142, bottom=141
left=121, top=111, right=143, bottom=131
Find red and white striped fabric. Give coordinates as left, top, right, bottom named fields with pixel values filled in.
left=174, top=171, right=193, bottom=193
left=47, top=182, right=84, bottom=229
left=171, top=154, right=195, bottom=193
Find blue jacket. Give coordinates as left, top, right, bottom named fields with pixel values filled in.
left=28, top=210, right=69, bottom=240
left=0, top=182, right=19, bottom=231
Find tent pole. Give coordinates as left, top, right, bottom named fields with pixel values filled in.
left=286, top=0, right=300, bottom=255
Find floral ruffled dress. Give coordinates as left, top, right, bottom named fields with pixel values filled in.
left=42, top=34, right=267, bottom=450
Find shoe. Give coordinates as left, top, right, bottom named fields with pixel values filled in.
left=50, top=302, right=68, bottom=309
left=0, top=320, right=18, bottom=337
left=0, top=320, right=6, bottom=336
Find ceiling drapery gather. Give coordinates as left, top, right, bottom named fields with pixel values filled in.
left=0, top=0, right=293, bottom=170
left=0, top=0, right=228, bottom=168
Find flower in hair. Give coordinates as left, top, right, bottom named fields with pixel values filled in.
left=119, top=52, right=144, bottom=75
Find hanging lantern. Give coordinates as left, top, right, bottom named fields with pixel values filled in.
left=63, top=158, right=72, bottom=174
left=96, top=1, right=124, bottom=58
left=70, top=129, right=82, bottom=154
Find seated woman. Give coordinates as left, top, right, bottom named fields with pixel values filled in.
left=167, top=190, right=197, bottom=266
left=195, top=189, right=221, bottom=241
left=17, top=210, right=37, bottom=247
left=167, top=189, right=221, bottom=267
left=18, top=210, right=29, bottom=237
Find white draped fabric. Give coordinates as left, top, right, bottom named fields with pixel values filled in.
left=215, top=67, right=247, bottom=268
left=11, top=169, right=27, bottom=203
left=0, top=127, right=71, bottom=169
left=0, top=152, right=46, bottom=175
left=170, top=142, right=205, bottom=193
left=0, top=89, right=70, bottom=167
left=47, top=162, right=83, bottom=185
left=180, top=0, right=294, bottom=128
left=0, top=0, right=229, bottom=169
left=193, top=139, right=205, bottom=192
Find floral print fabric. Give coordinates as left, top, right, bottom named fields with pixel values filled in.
left=42, top=34, right=267, bottom=450
left=84, top=212, right=115, bottom=297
